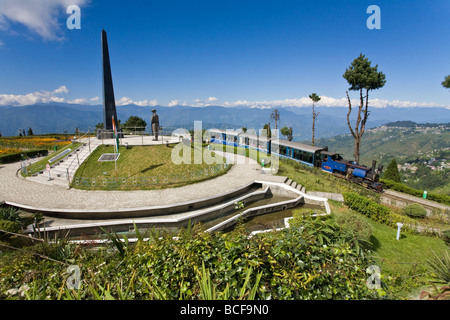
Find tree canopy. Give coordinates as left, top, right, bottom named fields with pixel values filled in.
left=309, top=93, right=321, bottom=103
left=442, top=75, right=450, bottom=90
left=123, top=116, right=147, bottom=131
left=343, top=54, right=386, bottom=92
left=263, top=123, right=271, bottom=138
left=384, top=158, right=401, bottom=183
left=280, top=126, right=293, bottom=141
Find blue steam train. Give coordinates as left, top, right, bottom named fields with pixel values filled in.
left=208, top=129, right=384, bottom=191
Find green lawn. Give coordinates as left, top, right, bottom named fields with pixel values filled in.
left=72, top=144, right=231, bottom=190
left=21, top=142, right=82, bottom=177
left=277, top=158, right=378, bottom=198
left=208, top=143, right=272, bottom=165
left=328, top=200, right=449, bottom=298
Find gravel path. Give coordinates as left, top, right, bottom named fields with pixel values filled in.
left=0, top=152, right=264, bottom=212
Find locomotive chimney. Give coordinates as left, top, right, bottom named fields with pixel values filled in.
left=372, top=160, right=377, bottom=172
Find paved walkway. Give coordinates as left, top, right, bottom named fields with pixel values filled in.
left=0, top=148, right=278, bottom=213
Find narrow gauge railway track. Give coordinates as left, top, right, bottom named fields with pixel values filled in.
left=380, top=189, right=450, bottom=213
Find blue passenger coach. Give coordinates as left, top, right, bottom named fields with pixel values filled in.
left=271, top=139, right=326, bottom=167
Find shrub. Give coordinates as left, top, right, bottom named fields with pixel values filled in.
left=343, top=192, right=390, bottom=221
left=0, top=206, right=22, bottom=223
left=343, top=192, right=419, bottom=233
left=0, top=219, right=20, bottom=240
left=383, top=159, right=401, bottom=183
left=0, top=149, right=48, bottom=164
left=335, top=211, right=373, bottom=242
left=404, top=203, right=427, bottom=219
left=442, top=230, right=450, bottom=244
left=426, top=250, right=450, bottom=286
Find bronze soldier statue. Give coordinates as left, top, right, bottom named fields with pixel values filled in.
left=151, top=109, right=159, bottom=140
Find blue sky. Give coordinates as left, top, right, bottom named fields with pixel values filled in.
left=0, top=0, right=449, bottom=108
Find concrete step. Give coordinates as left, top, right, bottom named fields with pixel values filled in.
left=27, top=175, right=69, bottom=188
left=28, top=142, right=100, bottom=188
left=38, top=170, right=67, bottom=180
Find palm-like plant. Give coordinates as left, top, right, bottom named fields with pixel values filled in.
left=426, top=250, right=450, bottom=286
left=420, top=250, right=450, bottom=300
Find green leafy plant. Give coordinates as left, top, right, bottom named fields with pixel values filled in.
left=0, top=206, right=22, bottom=223
left=426, top=250, right=450, bottom=286
left=196, top=261, right=262, bottom=300
left=234, top=201, right=245, bottom=210
left=343, top=192, right=419, bottom=234
left=335, top=211, right=373, bottom=242
left=442, top=229, right=450, bottom=244
left=404, top=203, right=427, bottom=219
left=0, top=220, right=20, bottom=240
left=100, top=227, right=129, bottom=258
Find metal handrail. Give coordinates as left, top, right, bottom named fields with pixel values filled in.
left=66, top=130, right=101, bottom=186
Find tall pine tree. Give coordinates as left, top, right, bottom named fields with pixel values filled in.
left=343, top=54, right=386, bottom=163
left=384, top=158, right=401, bottom=182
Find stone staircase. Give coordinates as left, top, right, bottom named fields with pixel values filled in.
left=26, top=139, right=101, bottom=188
left=283, top=177, right=306, bottom=193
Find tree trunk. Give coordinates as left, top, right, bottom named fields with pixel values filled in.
left=312, top=105, right=315, bottom=146
left=354, top=136, right=361, bottom=164
left=346, top=90, right=364, bottom=163
left=312, top=103, right=319, bottom=146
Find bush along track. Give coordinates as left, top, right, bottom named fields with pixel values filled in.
left=343, top=192, right=442, bottom=236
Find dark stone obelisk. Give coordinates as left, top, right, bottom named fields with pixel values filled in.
left=102, top=29, right=118, bottom=131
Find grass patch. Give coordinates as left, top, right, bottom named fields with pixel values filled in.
left=276, top=159, right=378, bottom=198
left=327, top=201, right=450, bottom=298
left=20, top=142, right=82, bottom=177
left=208, top=143, right=272, bottom=165
left=72, top=144, right=231, bottom=190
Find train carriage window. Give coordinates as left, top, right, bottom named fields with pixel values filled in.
left=279, top=145, right=287, bottom=156
left=293, top=149, right=302, bottom=161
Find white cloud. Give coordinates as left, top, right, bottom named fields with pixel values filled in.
left=116, top=97, right=158, bottom=107
left=168, top=99, right=180, bottom=107
left=191, top=97, right=220, bottom=107
left=0, top=0, right=89, bottom=41
left=0, top=87, right=445, bottom=110
left=0, top=86, right=100, bottom=106
left=0, top=86, right=70, bottom=106
left=222, top=96, right=444, bottom=109
left=54, top=85, right=69, bottom=94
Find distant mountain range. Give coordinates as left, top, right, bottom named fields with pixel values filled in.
left=1, top=102, right=450, bottom=140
